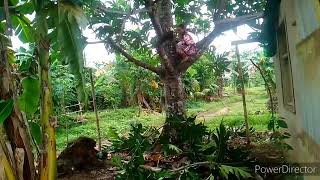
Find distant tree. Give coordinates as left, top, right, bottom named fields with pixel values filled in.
left=205, top=47, right=231, bottom=97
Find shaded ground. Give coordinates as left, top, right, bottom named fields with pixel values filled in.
left=58, top=166, right=115, bottom=180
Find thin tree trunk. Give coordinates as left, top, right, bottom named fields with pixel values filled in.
left=235, top=45, right=250, bottom=144
left=37, top=14, right=57, bottom=180
left=216, top=75, right=224, bottom=98
left=250, top=59, right=275, bottom=131
left=89, top=69, right=102, bottom=151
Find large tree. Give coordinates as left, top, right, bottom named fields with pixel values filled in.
left=85, top=0, right=265, bottom=117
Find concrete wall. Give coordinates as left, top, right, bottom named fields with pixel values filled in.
left=275, top=0, right=320, bottom=172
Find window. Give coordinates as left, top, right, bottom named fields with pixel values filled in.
left=277, top=21, right=296, bottom=113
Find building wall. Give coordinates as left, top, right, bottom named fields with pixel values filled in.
left=275, top=0, right=320, bottom=171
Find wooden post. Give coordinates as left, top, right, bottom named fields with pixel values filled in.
left=235, top=45, right=250, bottom=144
left=62, top=85, right=68, bottom=146
left=89, top=69, right=102, bottom=151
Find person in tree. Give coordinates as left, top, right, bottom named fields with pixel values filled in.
left=176, top=24, right=197, bottom=60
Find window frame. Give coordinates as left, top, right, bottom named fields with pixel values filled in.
left=277, top=20, right=296, bottom=113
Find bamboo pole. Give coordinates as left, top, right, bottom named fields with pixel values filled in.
left=235, top=45, right=250, bottom=144
left=89, top=69, right=102, bottom=151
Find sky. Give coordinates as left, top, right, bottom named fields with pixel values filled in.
left=11, top=19, right=261, bottom=69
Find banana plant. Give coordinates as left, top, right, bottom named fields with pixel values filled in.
left=206, top=47, right=231, bottom=98
left=0, top=14, right=36, bottom=180
left=1, top=0, right=88, bottom=179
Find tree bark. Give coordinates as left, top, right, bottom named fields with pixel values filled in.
left=216, top=76, right=224, bottom=98
left=162, top=74, right=186, bottom=117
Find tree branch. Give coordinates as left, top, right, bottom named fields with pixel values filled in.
left=213, top=0, right=227, bottom=21
left=144, top=0, right=163, bottom=38
left=198, top=13, right=263, bottom=53
left=177, top=13, right=264, bottom=73
left=87, top=39, right=163, bottom=75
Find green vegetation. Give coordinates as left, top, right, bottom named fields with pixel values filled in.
left=56, top=87, right=270, bottom=151
left=1, top=0, right=288, bottom=179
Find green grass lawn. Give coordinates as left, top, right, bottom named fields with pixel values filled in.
left=56, top=86, right=271, bottom=151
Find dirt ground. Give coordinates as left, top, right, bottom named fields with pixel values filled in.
left=58, top=169, right=115, bottom=180
left=58, top=161, right=116, bottom=180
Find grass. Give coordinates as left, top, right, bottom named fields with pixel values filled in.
left=56, top=86, right=271, bottom=151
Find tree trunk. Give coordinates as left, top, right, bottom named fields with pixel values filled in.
left=37, top=14, right=57, bottom=180
left=89, top=69, right=102, bottom=151
left=162, top=74, right=186, bottom=117
left=0, top=34, right=35, bottom=180
left=216, top=76, right=224, bottom=98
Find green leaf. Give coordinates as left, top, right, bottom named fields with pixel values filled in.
left=267, top=120, right=274, bottom=131
left=9, top=0, right=19, bottom=5
left=18, top=76, right=40, bottom=114
left=0, top=99, right=14, bottom=125
left=168, top=144, right=183, bottom=154
left=16, top=2, right=34, bottom=14
left=277, top=119, right=288, bottom=128
left=220, top=165, right=252, bottom=180
left=111, top=154, right=123, bottom=168
left=107, top=127, right=120, bottom=140
left=14, top=15, right=34, bottom=43
left=30, top=122, right=42, bottom=145
left=56, top=2, right=88, bottom=106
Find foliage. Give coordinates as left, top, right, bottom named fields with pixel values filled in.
left=268, top=116, right=293, bottom=151
left=252, top=52, right=276, bottom=92
left=183, top=48, right=231, bottom=99
left=50, top=60, right=79, bottom=111
left=110, top=122, right=154, bottom=153
left=0, top=99, right=14, bottom=125
left=230, top=60, right=249, bottom=92
left=56, top=0, right=88, bottom=107
left=55, top=87, right=270, bottom=150
left=258, top=0, right=281, bottom=57
left=15, top=46, right=38, bottom=75
left=18, top=76, right=40, bottom=115
left=109, top=122, right=159, bottom=180
left=93, top=55, right=163, bottom=110
left=160, top=115, right=208, bottom=156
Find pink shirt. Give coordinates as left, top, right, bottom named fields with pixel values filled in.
left=179, top=33, right=197, bottom=56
